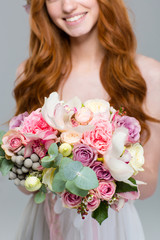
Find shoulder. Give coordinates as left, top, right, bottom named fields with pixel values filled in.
left=15, top=60, right=27, bottom=86
left=135, top=54, right=160, bottom=84
left=135, top=54, right=160, bottom=119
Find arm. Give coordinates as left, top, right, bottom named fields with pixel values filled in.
left=135, top=55, right=160, bottom=199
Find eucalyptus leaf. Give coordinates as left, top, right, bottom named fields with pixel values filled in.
left=0, top=159, right=14, bottom=176
left=34, top=191, right=46, bottom=204
left=92, top=201, right=109, bottom=225
left=75, top=167, right=99, bottom=190
left=58, top=157, right=73, bottom=181
left=41, top=156, right=55, bottom=168
left=54, top=153, right=63, bottom=167
left=48, top=143, right=58, bottom=158
left=0, top=131, right=6, bottom=144
left=52, top=172, right=66, bottom=192
left=60, top=157, right=73, bottom=168
left=116, top=179, right=138, bottom=193
left=63, top=161, right=83, bottom=181
left=65, top=180, right=88, bottom=197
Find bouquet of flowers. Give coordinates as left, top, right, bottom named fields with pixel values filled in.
left=0, top=92, right=145, bottom=224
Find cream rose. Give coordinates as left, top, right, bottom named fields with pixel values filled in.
left=127, top=143, right=144, bottom=175
left=60, top=131, right=82, bottom=145
left=84, top=99, right=110, bottom=115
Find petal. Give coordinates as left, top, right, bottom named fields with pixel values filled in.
left=53, top=103, right=68, bottom=131
left=111, top=127, right=128, bottom=158
left=41, top=92, right=63, bottom=128
left=104, top=156, right=134, bottom=181
left=65, top=96, right=82, bottom=111
left=118, top=191, right=140, bottom=200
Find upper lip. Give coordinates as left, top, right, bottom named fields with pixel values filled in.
left=63, top=12, right=87, bottom=20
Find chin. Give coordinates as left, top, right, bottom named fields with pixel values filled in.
left=65, top=27, right=93, bottom=38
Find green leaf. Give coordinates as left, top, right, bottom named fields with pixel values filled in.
left=116, top=179, right=138, bottom=193
left=60, top=157, right=73, bottom=168
left=58, top=157, right=73, bottom=180
left=48, top=143, right=58, bottom=158
left=41, top=156, right=55, bottom=168
left=92, top=201, right=109, bottom=225
left=0, top=159, right=14, bottom=176
left=0, top=145, right=5, bottom=157
left=63, top=161, right=83, bottom=181
left=52, top=172, right=66, bottom=192
left=75, top=167, right=99, bottom=190
left=40, top=184, right=47, bottom=193
left=54, top=153, right=63, bottom=167
left=0, top=131, right=6, bottom=144
left=34, top=191, right=46, bottom=204
left=128, top=177, right=136, bottom=185
left=65, top=180, right=88, bottom=197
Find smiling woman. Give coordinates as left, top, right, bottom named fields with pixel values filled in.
left=11, top=0, right=160, bottom=239
left=45, top=0, right=99, bottom=37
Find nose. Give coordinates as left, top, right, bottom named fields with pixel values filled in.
left=62, top=0, right=77, bottom=13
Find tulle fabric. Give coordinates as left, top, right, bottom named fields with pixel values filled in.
left=15, top=193, right=145, bottom=240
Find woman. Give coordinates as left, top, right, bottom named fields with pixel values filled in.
left=14, top=0, right=160, bottom=239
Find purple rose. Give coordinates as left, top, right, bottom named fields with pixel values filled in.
left=9, top=112, right=29, bottom=129
left=116, top=116, right=141, bottom=143
left=90, top=161, right=113, bottom=181
left=73, top=143, right=97, bottom=167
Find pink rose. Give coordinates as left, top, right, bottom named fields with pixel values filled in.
left=87, top=190, right=100, bottom=211
left=2, top=130, right=27, bottom=157
left=75, top=107, right=93, bottom=125
left=20, top=109, right=58, bottom=139
left=96, top=181, right=116, bottom=201
left=82, top=117, right=112, bottom=154
left=61, top=191, right=82, bottom=208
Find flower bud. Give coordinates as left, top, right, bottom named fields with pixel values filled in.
left=59, top=143, right=72, bottom=157
left=24, top=176, right=42, bottom=192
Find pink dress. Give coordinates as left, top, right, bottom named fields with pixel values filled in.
left=15, top=193, right=145, bottom=240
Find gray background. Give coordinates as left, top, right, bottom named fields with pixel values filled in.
left=0, top=0, right=159, bottom=239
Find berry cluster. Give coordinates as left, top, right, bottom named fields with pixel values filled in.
left=9, top=148, right=41, bottom=187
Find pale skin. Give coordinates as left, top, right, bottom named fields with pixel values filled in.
left=17, top=0, right=160, bottom=199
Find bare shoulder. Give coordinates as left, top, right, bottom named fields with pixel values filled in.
left=15, top=60, right=27, bottom=86
left=135, top=54, right=160, bottom=83
left=135, top=54, right=160, bottom=118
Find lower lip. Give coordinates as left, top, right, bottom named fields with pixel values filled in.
left=64, top=13, right=87, bottom=26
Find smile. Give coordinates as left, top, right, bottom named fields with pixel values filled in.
left=64, top=12, right=87, bottom=25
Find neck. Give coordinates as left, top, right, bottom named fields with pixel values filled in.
left=70, top=26, right=105, bottom=69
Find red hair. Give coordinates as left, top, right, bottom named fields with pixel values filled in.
left=14, top=0, right=158, bottom=143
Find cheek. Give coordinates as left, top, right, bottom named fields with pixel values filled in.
left=46, top=3, right=61, bottom=25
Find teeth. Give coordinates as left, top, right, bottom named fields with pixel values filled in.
left=65, top=13, right=86, bottom=22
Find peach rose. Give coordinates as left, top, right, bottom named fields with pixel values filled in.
left=75, top=107, right=93, bottom=125
left=60, top=131, right=82, bottom=145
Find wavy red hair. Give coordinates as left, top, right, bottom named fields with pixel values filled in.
left=14, top=0, right=158, bottom=143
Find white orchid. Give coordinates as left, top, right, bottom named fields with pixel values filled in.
left=41, top=92, right=94, bottom=133
left=104, top=127, right=134, bottom=181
